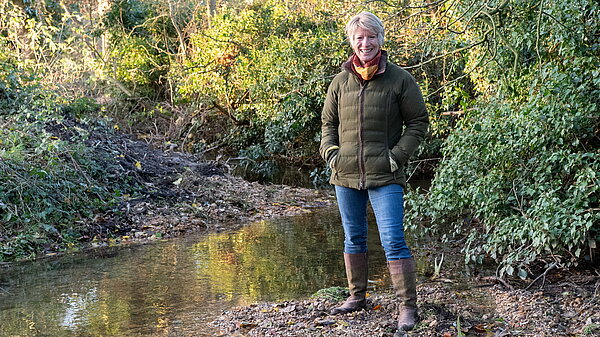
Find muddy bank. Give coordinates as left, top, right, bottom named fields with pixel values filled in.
left=212, top=268, right=600, bottom=337
left=40, top=115, right=336, bottom=253
left=89, top=171, right=335, bottom=247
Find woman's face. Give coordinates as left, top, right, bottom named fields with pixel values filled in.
left=351, top=27, right=381, bottom=65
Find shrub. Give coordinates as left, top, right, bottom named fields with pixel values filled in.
left=178, top=3, right=346, bottom=177
left=406, top=0, right=600, bottom=276
left=0, top=47, right=136, bottom=261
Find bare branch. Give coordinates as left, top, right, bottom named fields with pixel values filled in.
left=403, top=30, right=490, bottom=70
left=525, top=263, right=558, bottom=290
left=168, top=0, right=188, bottom=59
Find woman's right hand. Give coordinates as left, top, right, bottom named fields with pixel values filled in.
left=328, top=152, right=338, bottom=170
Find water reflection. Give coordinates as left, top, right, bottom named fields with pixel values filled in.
left=0, top=207, right=395, bottom=336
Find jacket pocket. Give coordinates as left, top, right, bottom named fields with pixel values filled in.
left=388, top=150, right=399, bottom=172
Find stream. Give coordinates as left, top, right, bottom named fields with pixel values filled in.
left=0, top=206, right=479, bottom=337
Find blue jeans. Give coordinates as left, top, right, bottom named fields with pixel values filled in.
left=335, top=184, right=411, bottom=261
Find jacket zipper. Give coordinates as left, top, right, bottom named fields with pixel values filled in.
left=358, top=82, right=367, bottom=190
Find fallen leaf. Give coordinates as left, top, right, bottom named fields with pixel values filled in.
left=281, top=305, right=296, bottom=313
left=372, top=304, right=382, bottom=310
left=473, top=324, right=487, bottom=332
left=314, top=320, right=335, bottom=326
left=237, top=321, right=256, bottom=329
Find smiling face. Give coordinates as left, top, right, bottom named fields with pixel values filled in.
left=351, top=27, right=381, bottom=65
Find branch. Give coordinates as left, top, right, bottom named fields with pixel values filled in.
left=211, top=101, right=249, bottom=126
left=404, top=29, right=490, bottom=70
left=127, top=14, right=169, bottom=37
left=168, top=0, right=187, bottom=59
left=541, top=11, right=568, bottom=30
left=525, top=263, right=557, bottom=290
left=424, top=48, right=491, bottom=99
left=407, top=158, right=441, bottom=182
left=196, top=31, right=246, bottom=52
left=479, top=276, right=514, bottom=290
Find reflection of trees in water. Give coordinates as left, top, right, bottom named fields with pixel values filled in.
left=191, top=213, right=347, bottom=303
left=0, top=210, right=389, bottom=336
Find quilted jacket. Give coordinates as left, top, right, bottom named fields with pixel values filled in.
left=320, top=53, right=429, bottom=189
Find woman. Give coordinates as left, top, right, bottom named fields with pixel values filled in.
left=320, top=11, right=428, bottom=331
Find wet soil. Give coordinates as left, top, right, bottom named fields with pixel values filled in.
left=212, top=268, right=600, bottom=337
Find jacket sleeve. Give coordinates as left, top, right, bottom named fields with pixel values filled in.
left=320, top=78, right=340, bottom=163
left=390, top=74, right=429, bottom=166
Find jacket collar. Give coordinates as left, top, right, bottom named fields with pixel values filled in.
left=343, top=50, right=388, bottom=80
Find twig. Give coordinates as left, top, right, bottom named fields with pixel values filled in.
left=525, top=263, right=557, bottom=291
left=407, top=158, right=441, bottom=182
left=480, top=276, right=514, bottom=290
left=404, top=36, right=487, bottom=70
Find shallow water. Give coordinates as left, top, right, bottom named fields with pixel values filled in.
left=0, top=206, right=480, bottom=336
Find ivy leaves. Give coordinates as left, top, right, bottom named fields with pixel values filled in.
left=406, top=0, right=600, bottom=277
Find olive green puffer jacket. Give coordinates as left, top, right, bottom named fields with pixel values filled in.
left=320, top=54, right=429, bottom=189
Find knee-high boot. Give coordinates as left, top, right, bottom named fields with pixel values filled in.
left=330, top=252, right=368, bottom=315
left=388, top=258, right=418, bottom=331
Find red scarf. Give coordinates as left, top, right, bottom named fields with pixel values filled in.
left=352, top=50, right=382, bottom=81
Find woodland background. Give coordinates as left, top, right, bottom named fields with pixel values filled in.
left=0, top=0, right=598, bottom=278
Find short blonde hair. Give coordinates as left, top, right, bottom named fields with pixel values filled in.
left=345, top=12, right=385, bottom=46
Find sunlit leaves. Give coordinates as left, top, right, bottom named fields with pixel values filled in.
left=180, top=3, right=346, bottom=177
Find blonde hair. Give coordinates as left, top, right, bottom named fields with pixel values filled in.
left=345, top=11, right=385, bottom=46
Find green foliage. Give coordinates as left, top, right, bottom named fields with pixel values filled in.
left=582, top=323, right=600, bottom=336
left=311, top=286, right=349, bottom=301
left=179, top=3, right=346, bottom=177
left=1, top=0, right=598, bottom=274
left=406, top=0, right=600, bottom=275
left=102, top=0, right=174, bottom=99
left=110, top=35, right=168, bottom=96
left=0, top=51, right=137, bottom=261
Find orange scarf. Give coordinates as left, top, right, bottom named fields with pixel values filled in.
left=352, top=51, right=382, bottom=81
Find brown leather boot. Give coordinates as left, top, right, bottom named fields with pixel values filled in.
left=388, top=258, right=418, bottom=331
left=330, top=252, right=368, bottom=315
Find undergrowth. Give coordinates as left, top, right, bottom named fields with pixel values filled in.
left=0, top=57, right=139, bottom=261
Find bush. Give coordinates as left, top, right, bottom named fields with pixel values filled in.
left=178, top=3, right=346, bottom=177
left=0, top=49, right=136, bottom=261
left=406, top=0, right=600, bottom=276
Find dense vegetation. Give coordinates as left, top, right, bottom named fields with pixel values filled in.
left=0, top=50, right=140, bottom=259
left=0, top=0, right=598, bottom=279
left=405, top=0, right=600, bottom=277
